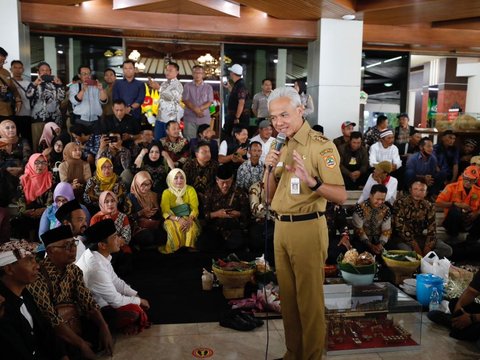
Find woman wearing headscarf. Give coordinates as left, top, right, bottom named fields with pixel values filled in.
left=90, top=190, right=132, bottom=275
left=38, top=181, right=91, bottom=237
left=13, top=153, right=54, bottom=241
left=84, top=157, right=126, bottom=214
left=160, top=168, right=200, bottom=253
left=133, top=141, right=173, bottom=195
left=0, top=119, right=31, bottom=177
left=38, top=121, right=60, bottom=152
left=91, top=191, right=131, bottom=246
left=125, top=171, right=166, bottom=249
left=59, top=142, right=92, bottom=198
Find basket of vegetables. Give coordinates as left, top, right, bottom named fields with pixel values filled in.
left=382, top=250, right=421, bottom=284
left=338, top=249, right=377, bottom=285
left=212, top=254, right=256, bottom=299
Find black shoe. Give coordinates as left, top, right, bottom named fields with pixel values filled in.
left=237, top=312, right=264, bottom=328
left=427, top=310, right=452, bottom=328
left=219, top=313, right=256, bottom=331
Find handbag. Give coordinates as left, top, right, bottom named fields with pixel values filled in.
left=137, top=217, right=162, bottom=230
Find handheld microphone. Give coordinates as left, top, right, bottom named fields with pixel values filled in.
left=268, top=132, right=286, bottom=172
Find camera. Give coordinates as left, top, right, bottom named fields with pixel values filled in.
left=107, top=135, right=118, bottom=143
left=41, top=75, right=55, bottom=83
left=85, top=79, right=97, bottom=86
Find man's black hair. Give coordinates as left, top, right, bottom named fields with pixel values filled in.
left=370, top=183, right=387, bottom=195
left=77, top=65, right=90, bottom=75
left=377, top=115, right=388, bottom=126
left=350, top=131, right=362, bottom=140
left=10, top=60, right=23, bottom=67
left=0, top=47, right=8, bottom=57
left=167, top=62, right=180, bottom=72
left=194, top=140, right=211, bottom=153
left=166, top=120, right=178, bottom=130
left=70, top=123, right=92, bottom=136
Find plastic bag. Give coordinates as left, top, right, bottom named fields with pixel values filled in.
left=421, top=251, right=450, bottom=281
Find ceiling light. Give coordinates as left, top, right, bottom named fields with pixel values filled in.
left=57, top=50, right=64, bottom=54
left=366, top=61, right=382, bottom=69
left=128, top=50, right=141, bottom=62
left=384, top=56, right=402, bottom=63
left=273, top=59, right=278, bottom=64
left=342, top=14, right=355, bottom=20
left=384, top=82, right=393, bottom=87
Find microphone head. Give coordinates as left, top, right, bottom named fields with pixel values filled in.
left=274, top=132, right=286, bottom=151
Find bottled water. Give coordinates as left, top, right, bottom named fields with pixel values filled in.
left=429, top=287, right=440, bottom=311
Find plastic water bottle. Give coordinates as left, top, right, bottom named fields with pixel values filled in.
left=429, top=287, right=440, bottom=311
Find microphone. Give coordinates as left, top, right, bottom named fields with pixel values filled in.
left=268, top=132, right=286, bottom=172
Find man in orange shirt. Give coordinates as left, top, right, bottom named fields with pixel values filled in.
left=436, top=165, right=480, bottom=242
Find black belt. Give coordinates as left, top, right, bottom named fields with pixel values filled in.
left=275, top=211, right=325, bottom=222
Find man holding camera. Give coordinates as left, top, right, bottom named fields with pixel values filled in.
left=69, top=65, right=107, bottom=133
left=0, top=47, right=22, bottom=121
left=26, top=61, right=65, bottom=152
left=101, top=99, right=141, bottom=150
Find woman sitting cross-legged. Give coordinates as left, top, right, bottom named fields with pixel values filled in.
left=125, top=171, right=166, bottom=250
left=58, top=142, right=92, bottom=199
left=84, top=157, right=126, bottom=214
left=160, top=168, right=200, bottom=253
left=13, top=153, right=54, bottom=241
left=0, top=119, right=31, bottom=178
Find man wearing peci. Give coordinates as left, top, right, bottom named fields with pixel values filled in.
left=264, top=87, right=347, bottom=360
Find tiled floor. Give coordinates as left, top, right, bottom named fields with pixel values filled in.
left=101, top=314, right=480, bottom=360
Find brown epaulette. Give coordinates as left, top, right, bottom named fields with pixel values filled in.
left=308, top=129, right=330, bottom=143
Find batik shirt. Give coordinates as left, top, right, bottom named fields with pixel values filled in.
left=26, top=81, right=66, bottom=125
left=160, top=136, right=190, bottom=167
left=27, top=257, right=98, bottom=327
left=352, top=200, right=392, bottom=245
left=183, top=158, right=218, bottom=195
left=393, top=195, right=436, bottom=249
left=203, top=184, right=250, bottom=235
left=236, top=160, right=264, bottom=190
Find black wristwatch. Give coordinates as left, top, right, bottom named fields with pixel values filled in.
left=309, top=176, right=323, bottom=191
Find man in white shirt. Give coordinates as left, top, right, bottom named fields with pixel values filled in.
left=358, top=161, right=398, bottom=206
left=149, top=62, right=183, bottom=140
left=369, top=129, right=402, bottom=170
left=77, top=219, right=150, bottom=334
left=250, top=120, right=274, bottom=163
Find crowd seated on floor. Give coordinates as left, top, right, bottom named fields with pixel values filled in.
left=1, top=52, right=480, bottom=357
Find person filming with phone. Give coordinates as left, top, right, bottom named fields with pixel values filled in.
left=96, top=132, right=133, bottom=186
left=69, top=65, right=107, bottom=133
left=26, top=61, right=65, bottom=152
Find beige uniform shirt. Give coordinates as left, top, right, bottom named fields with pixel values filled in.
left=271, top=121, right=344, bottom=215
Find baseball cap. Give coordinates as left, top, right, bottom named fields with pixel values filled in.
left=471, top=155, right=480, bottom=166
left=341, top=121, right=356, bottom=129
left=258, top=120, right=271, bottom=129
left=228, top=64, right=243, bottom=76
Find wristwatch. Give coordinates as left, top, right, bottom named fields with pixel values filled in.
left=309, top=176, right=323, bottom=191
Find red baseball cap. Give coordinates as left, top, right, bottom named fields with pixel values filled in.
left=341, top=121, right=356, bottom=129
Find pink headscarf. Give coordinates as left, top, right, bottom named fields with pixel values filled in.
left=38, top=122, right=60, bottom=147
left=21, top=153, right=53, bottom=204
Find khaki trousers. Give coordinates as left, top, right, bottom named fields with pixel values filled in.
left=274, top=216, right=328, bottom=360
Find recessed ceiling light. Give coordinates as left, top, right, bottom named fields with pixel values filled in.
left=384, top=82, right=393, bottom=87
left=342, top=14, right=356, bottom=20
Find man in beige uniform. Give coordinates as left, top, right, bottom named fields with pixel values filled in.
left=264, top=87, right=346, bottom=360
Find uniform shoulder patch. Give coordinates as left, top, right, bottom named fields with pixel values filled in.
left=323, top=154, right=337, bottom=169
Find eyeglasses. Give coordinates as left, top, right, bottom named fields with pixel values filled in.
left=102, top=165, right=113, bottom=170
left=49, top=239, right=79, bottom=251
left=34, top=160, right=48, bottom=166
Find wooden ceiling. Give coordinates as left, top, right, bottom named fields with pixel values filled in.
left=19, top=0, right=480, bottom=56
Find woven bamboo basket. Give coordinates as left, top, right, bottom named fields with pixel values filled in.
left=212, top=265, right=255, bottom=299
left=382, top=250, right=421, bottom=285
